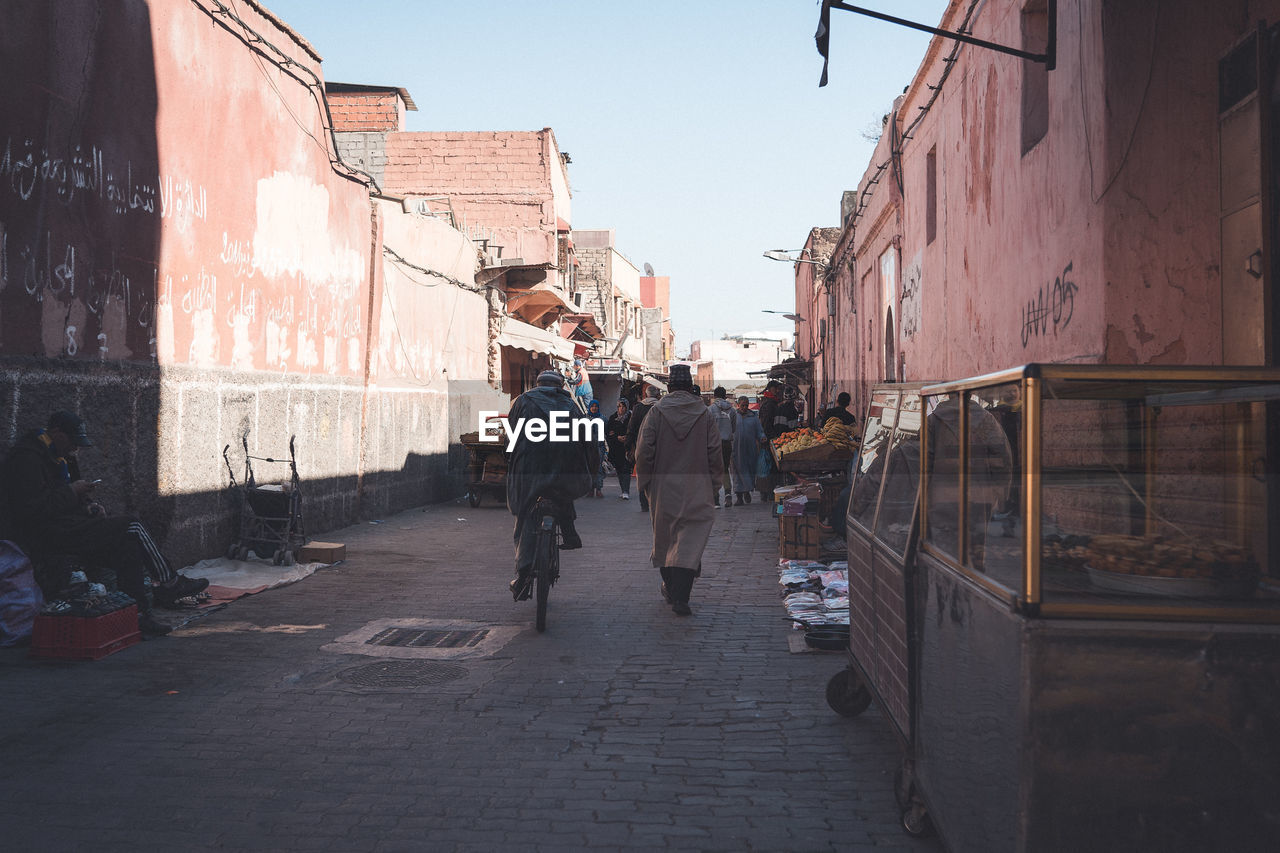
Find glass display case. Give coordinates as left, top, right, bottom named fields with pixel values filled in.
left=839, top=385, right=927, bottom=745
left=920, top=365, right=1280, bottom=621
left=831, top=366, right=1280, bottom=851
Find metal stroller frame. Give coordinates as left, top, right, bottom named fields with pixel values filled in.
left=223, top=435, right=305, bottom=566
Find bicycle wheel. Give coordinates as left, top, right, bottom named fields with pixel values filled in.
left=534, top=519, right=554, bottom=632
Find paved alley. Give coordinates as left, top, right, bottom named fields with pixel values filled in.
left=0, top=482, right=941, bottom=853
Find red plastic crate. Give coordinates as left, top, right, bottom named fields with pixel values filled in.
left=30, top=605, right=141, bottom=660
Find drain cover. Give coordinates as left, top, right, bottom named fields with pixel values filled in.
left=336, top=660, right=469, bottom=688
left=366, top=627, right=489, bottom=649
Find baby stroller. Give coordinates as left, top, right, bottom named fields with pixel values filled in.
left=223, top=435, right=305, bottom=566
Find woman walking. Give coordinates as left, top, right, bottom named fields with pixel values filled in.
left=587, top=398, right=607, bottom=497
left=605, top=399, right=633, bottom=500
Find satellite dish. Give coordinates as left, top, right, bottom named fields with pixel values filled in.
left=643, top=262, right=655, bottom=277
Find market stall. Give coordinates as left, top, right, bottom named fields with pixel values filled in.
left=830, top=366, right=1280, bottom=850
left=771, top=421, right=857, bottom=556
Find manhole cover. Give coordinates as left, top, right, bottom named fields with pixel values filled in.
left=336, top=660, right=469, bottom=688
left=366, top=627, right=490, bottom=649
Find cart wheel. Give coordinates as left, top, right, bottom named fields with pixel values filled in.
left=281, top=550, right=296, bottom=567
left=226, top=543, right=240, bottom=560
left=826, top=667, right=873, bottom=717
left=272, top=549, right=285, bottom=566
left=467, top=491, right=482, bottom=508
left=901, top=802, right=934, bottom=838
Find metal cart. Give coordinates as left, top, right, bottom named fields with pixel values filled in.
left=829, top=368, right=1280, bottom=851
left=223, top=435, right=305, bottom=566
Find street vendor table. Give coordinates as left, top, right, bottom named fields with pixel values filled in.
left=830, top=367, right=1280, bottom=851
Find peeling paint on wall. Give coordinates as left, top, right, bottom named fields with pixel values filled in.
left=901, top=256, right=922, bottom=340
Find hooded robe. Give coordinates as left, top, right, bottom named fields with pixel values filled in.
left=635, top=390, right=723, bottom=570
left=505, top=385, right=598, bottom=518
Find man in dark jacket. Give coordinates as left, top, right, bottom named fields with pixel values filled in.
left=1, top=411, right=208, bottom=636
left=625, top=384, right=661, bottom=511
left=506, top=371, right=600, bottom=600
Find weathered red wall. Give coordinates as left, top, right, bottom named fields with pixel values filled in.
left=0, top=1, right=499, bottom=562
left=836, top=0, right=1280, bottom=414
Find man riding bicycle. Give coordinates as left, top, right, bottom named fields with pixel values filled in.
left=506, top=369, right=599, bottom=600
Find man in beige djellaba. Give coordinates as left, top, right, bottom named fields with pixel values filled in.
left=635, top=363, right=723, bottom=616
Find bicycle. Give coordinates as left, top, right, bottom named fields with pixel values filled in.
left=529, top=496, right=561, bottom=632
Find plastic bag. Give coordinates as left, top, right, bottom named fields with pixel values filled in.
left=756, top=447, right=772, bottom=479
left=0, top=540, right=44, bottom=646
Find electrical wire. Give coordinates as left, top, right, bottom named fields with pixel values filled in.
left=382, top=245, right=481, bottom=293
left=189, top=0, right=379, bottom=189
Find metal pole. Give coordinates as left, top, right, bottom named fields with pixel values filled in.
left=829, top=2, right=1050, bottom=65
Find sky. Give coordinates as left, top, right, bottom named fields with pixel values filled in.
left=261, top=0, right=951, bottom=355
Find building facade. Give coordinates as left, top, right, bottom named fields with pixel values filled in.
left=0, top=0, right=503, bottom=562
left=810, top=0, right=1280, bottom=418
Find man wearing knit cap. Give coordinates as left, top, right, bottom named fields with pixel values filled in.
left=635, top=363, right=722, bottom=616
left=505, top=369, right=600, bottom=600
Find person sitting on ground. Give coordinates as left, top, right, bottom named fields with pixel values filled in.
left=505, top=371, right=600, bottom=601
left=1, top=411, right=209, bottom=636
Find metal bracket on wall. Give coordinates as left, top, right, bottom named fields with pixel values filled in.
left=817, top=0, right=1057, bottom=87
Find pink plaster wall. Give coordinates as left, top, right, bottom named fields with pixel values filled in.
left=0, top=1, right=498, bottom=560
left=834, top=0, right=1280, bottom=411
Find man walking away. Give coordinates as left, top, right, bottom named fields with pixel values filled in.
left=635, top=364, right=722, bottom=616
left=709, top=387, right=737, bottom=507
left=625, top=384, right=661, bottom=512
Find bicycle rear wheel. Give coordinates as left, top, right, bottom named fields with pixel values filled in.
left=534, top=522, right=554, bottom=632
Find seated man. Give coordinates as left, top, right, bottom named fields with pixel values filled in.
left=506, top=370, right=599, bottom=600
left=825, top=391, right=857, bottom=426
left=1, top=411, right=208, bottom=636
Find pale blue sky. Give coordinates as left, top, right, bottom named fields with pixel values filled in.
left=262, top=0, right=950, bottom=354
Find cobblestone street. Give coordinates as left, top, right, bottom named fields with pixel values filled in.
left=0, top=482, right=941, bottom=852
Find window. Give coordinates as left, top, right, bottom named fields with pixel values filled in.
left=1021, top=0, right=1049, bottom=154
left=925, top=146, right=938, bottom=244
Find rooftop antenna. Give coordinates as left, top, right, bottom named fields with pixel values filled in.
left=643, top=262, right=655, bottom=277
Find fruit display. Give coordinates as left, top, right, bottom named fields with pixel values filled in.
left=821, top=417, right=855, bottom=450
left=773, top=428, right=826, bottom=455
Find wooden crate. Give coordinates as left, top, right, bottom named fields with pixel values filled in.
left=779, top=514, right=821, bottom=560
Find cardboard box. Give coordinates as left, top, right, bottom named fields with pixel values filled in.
left=297, top=541, right=346, bottom=563
left=779, top=514, right=821, bottom=560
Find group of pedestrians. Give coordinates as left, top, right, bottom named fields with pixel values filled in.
left=504, top=365, right=721, bottom=615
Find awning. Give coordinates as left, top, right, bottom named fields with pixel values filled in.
left=506, top=283, right=578, bottom=326
left=497, top=318, right=577, bottom=361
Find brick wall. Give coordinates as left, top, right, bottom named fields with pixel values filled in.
left=328, top=91, right=401, bottom=132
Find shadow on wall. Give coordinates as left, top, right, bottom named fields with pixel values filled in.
left=0, top=5, right=167, bottom=534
